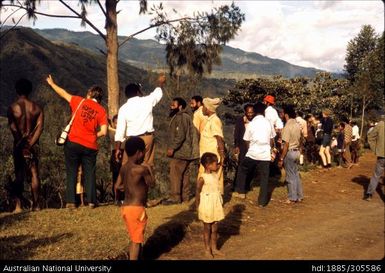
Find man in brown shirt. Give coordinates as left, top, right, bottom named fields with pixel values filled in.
left=7, top=79, right=44, bottom=212
left=278, top=105, right=303, bottom=203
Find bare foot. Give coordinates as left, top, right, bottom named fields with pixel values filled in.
left=204, top=249, right=213, bottom=259
left=212, top=249, right=225, bottom=257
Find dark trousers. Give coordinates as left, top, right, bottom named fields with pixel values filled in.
left=169, top=158, right=191, bottom=202
left=64, top=141, right=98, bottom=204
left=232, top=147, right=248, bottom=190
left=351, top=140, right=360, bottom=163
left=305, top=141, right=318, bottom=164
left=234, top=157, right=270, bottom=206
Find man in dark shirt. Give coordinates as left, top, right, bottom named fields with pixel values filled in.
left=234, top=104, right=255, bottom=164
left=304, top=114, right=317, bottom=164
left=233, top=104, right=255, bottom=190
left=163, top=97, right=199, bottom=205
left=7, top=79, right=44, bottom=212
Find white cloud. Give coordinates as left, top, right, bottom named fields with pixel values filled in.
left=1, top=0, right=383, bottom=72
left=228, top=0, right=384, bottom=71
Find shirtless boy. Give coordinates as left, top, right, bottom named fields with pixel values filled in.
left=7, top=78, right=44, bottom=212
left=115, top=136, right=155, bottom=260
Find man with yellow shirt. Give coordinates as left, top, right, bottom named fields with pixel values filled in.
left=190, top=95, right=207, bottom=134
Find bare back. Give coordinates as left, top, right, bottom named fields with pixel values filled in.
left=7, top=97, right=43, bottom=147
left=116, top=162, right=153, bottom=206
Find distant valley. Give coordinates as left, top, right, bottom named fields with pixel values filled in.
left=34, top=28, right=326, bottom=79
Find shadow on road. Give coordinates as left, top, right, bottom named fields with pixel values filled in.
left=0, top=233, right=73, bottom=260
left=217, top=204, right=245, bottom=249
left=142, top=204, right=196, bottom=260
left=351, top=175, right=385, bottom=203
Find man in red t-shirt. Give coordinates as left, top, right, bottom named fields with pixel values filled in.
left=46, top=75, right=107, bottom=208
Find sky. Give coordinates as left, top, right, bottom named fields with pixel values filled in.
left=1, top=0, right=384, bottom=72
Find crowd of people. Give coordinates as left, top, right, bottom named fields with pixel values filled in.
left=6, top=76, right=384, bottom=260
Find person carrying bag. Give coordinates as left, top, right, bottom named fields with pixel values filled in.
left=46, top=75, right=108, bottom=209
left=56, top=99, right=85, bottom=146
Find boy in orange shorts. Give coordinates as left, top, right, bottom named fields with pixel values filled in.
left=115, top=136, right=155, bottom=260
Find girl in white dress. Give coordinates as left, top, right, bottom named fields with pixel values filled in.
left=195, top=152, right=225, bottom=258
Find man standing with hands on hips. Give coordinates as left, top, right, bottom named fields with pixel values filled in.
left=114, top=74, right=166, bottom=172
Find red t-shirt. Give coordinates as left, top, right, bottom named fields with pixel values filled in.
left=68, top=96, right=107, bottom=150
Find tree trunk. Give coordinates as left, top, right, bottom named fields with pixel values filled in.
left=360, top=95, right=366, bottom=138
left=105, top=0, right=119, bottom=117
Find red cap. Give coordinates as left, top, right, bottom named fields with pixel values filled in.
left=264, top=95, right=275, bottom=105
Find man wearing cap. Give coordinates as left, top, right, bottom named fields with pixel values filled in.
left=364, top=115, right=385, bottom=201
left=115, top=74, right=166, bottom=170
left=263, top=95, right=284, bottom=133
left=199, top=97, right=225, bottom=194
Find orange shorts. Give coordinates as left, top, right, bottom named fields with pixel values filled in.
left=120, top=206, right=147, bottom=243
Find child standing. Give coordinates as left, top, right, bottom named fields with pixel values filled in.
left=195, top=152, right=225, bottom=258
left=115, top=136, right=155, bottom=260
left=336, top=123, right=345, bottom=167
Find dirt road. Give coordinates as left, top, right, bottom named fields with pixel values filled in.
left=152, top=152, right=384, bottom=260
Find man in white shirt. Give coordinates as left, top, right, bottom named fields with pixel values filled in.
left=232, top=102, right=276, bottom=207
left=115, top=74, right=166, bottom=169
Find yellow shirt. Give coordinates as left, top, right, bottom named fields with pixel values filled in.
left=193, top=106, right=208, bottom=134
left=199, top=113, right=224, bottom=157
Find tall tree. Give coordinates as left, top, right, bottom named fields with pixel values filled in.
left=0, top=0, right=244, bottom=116
left=344, top=25, right=384, bottom=136
left=344, top=25, right=378, bottom=83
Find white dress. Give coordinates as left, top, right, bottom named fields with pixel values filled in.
left=198, top=172, right=225, bottom=223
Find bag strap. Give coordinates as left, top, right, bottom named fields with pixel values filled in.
left=68, top=99, right=85, bottom=127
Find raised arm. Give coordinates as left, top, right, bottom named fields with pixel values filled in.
left=148, top=74, right=166, bottom=107
left=46, top=75, right=72, bottom=103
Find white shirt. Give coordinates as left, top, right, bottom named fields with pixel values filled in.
left=265, top=105, right=283, bottom=130
left=115, top=87, right=162, bottom=141
left=352, top=125, right=360, bottom=140
left=244, top=115, right=276, bottom=161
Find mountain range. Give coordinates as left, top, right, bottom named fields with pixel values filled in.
left=34, top=28, right=325, bottom=79
left=0, top=27, right=234, bottom=117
